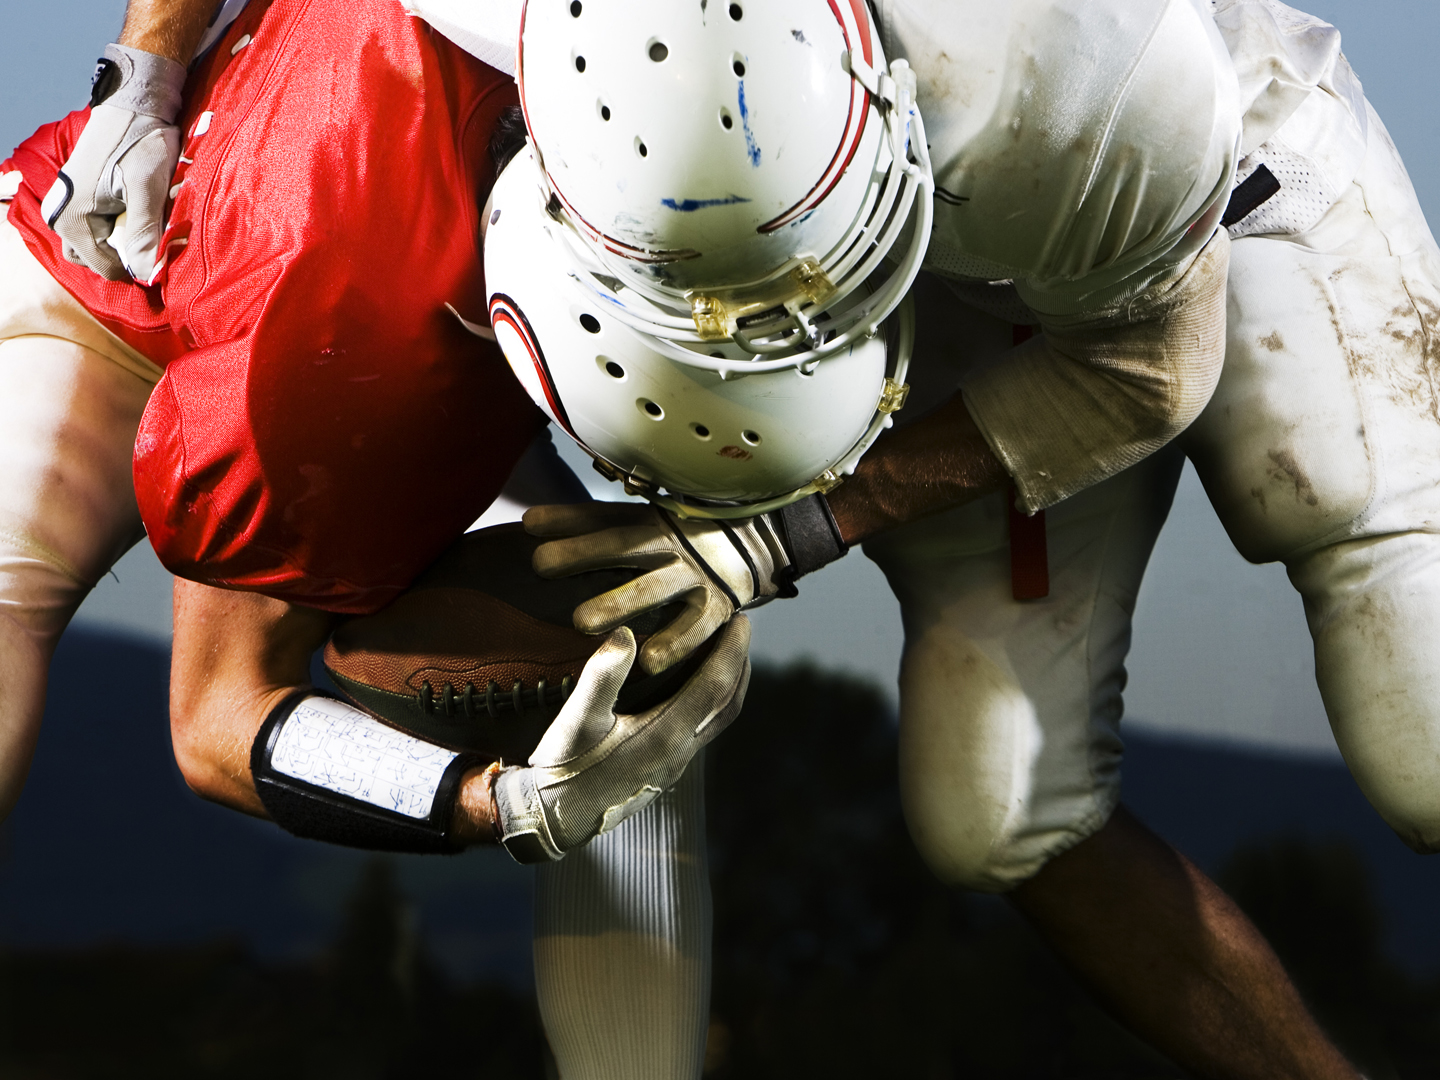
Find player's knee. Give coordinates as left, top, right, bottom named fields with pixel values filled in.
left=900, top=780, right=1105, bottom=893
left=902, top=801, right=1042, bottom=893
left=895, top=626, right=1107, bottom=893
left=1391, top=819, right=1440, bottom=856
left=1365, top=787, right=1440, bottom=856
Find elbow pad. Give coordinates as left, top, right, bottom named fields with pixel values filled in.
left=962, top=229, right=1230, bottom=512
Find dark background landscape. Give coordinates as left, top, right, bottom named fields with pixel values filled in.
left=2, top=629, right=1438, bottom=1077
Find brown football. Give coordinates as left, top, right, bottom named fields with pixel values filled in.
left=322, top=522, right=710, bottom=762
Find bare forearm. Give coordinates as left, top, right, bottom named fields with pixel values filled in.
left=169, top=579, right=500, bottom=842
left=119, top=0, right=218, bottom=64
left=827, top=393, right=1009, bottom=546
left=170, top=581, right=332, bottom=817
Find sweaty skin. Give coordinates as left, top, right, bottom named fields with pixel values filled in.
left=826, top=392, right=1009, bottom=545
left=117, top=0, right=217, bottom=65
left=168, top=578, right=498, bottom=844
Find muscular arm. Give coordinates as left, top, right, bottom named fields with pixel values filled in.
left=826, top=393, right=1008, bottom=546
left=118, top=0, right=218, bottom=65
left=169, top=579, right=497, bottom=841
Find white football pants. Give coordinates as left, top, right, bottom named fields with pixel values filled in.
left=0, top=204, right=160, bottom=820
left=867, top=101, right=1440, bottom=891
left=0, top=199, right=709, bottom=1076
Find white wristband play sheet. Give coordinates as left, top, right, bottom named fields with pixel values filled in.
left=270, top=697, right=459, bottom=820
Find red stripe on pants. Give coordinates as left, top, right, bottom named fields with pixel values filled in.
left=1009, top=325, right=1049, bottom=600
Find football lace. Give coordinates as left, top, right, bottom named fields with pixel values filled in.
left=416, top=676, right=576, bottom=720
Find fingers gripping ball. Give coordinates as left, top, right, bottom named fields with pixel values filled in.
left=494, top=617, right=752, bottom=863
left=526, top=502, right=795, bottom=677
left=525, top=496, right=847, bottom=676
left=322, top=523, right=717, bottom=762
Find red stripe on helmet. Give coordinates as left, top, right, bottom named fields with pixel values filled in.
left=761, top=0, right=874, bottom=233
left=489, top=293, right=576, bottom=438
left=842, top=0, right=874, bottom=66
left=759, top=79, right=869, bottom=234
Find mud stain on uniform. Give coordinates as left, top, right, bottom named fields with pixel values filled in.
left=1394, top=290, right=1440, bottom=427
left=1259, top=331, right=1284, bottom=352
left=1266, top=448, right=1320, bottom=506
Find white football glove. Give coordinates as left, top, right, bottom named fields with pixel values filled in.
left=41, top=44, right=185, bottom=283
left=526, top=502, right=795, bottom=676
left=492, top=617, right=751, bottom=862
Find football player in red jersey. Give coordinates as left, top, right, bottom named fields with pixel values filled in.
left=1, top=0, right=749, bottom=1072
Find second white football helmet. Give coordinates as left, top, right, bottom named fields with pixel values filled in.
left=484, top=148, right=912, bottom=518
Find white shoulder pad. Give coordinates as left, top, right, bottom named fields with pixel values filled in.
left=400, top=0, right=522, bottom=76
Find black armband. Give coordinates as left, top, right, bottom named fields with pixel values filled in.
left=774, top=493, right=849, bottom=581
left=251, top=691, right=488, bottom=854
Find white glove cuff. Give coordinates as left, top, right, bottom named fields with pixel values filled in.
left=97, top=43, right=187, bottom=123
left=494, top=766, right=565, bottom=864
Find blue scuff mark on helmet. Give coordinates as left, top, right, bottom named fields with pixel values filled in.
left=661, top=194, right=753, bottom=211
left=738, top=81, right=761, bottom=167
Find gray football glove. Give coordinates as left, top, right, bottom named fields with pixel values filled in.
left=492, top=616, right=751, bottom=863
left=526, top=497, right=847, bottom=675
left=41, top=44, right=186, bottom=282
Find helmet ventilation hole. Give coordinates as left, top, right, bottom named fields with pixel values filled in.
left=691, top=423, right=712, bottom=440
left=719, top=109, right=733, bottom=130
left=639, top=399, right=664, bottom=420
left=569, top=0, right=582, bottom=15
left=732, top=57, right=746, bottom=78
left=741, top=429, right=762, bottom=446
left=728, top=3, right=743, bottom=19
left=604, top=360, right=625, bottom=379
left=574, top=55, right=586, bottom=72
left=648, top=41, right=669, bottom=62
left=599, top=102, right=611, bottom=121
left=635, top=138, right=649, bottom=158
left=579, top=313, right=601, bottom=333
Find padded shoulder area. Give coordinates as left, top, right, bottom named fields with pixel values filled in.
left=881, top=0, right=1240, bottom=310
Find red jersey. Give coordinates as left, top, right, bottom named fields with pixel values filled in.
left=3, top=0, right=544, bottom=614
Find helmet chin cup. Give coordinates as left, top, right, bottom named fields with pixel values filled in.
left=484, top=148, right=914, bottom=517
left=518, top=0, right=934, bottom=377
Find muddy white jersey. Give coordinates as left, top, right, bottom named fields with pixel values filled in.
left=877, top=0, right=1239, bottom=316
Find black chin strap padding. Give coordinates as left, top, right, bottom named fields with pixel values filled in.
left=775, top=494, right=849, bottom=581
left=1221, top=164, right=1282, bottom=229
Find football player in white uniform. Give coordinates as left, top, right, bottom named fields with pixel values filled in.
left=475, top=0, right=1434, bottom=1075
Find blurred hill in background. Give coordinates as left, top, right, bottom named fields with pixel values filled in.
left=1, top=631, right=1438, bottom=1076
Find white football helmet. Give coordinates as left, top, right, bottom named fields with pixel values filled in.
left=485, top=147, right=913, bottom=519
left=516, top=0, right=933, bottom=374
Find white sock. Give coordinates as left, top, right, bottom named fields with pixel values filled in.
left=533, top=755, right=711, bottom=1079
